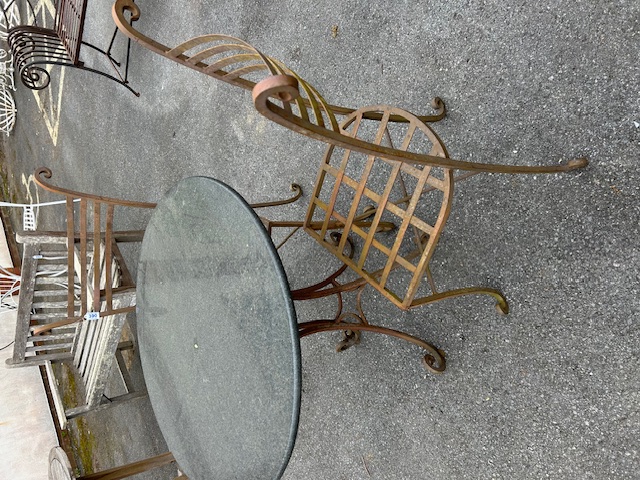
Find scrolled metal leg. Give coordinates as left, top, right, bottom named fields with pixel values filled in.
left=299, top=318, right=446, bottom=374
left=410, top=286, right=509, bottom=314
left=428, top=96, right=446, bottom=122
left=333, top=312, right=363, bottom=352
left=296, top=284, right=446, bottom=374
left=336, top=329, right=361, bottom=351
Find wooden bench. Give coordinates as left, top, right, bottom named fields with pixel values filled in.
left=8, top=0, right=139, bottom=95
left=8, top=231, right=143, bottom=429
left=5, top=167, right=156, bottom=428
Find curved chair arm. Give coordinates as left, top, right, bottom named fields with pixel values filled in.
left=253, top=75, right=588, bottom=174
left=111, top=0, right=445, bottom=123
left=34, top=167, right=157, bottom=208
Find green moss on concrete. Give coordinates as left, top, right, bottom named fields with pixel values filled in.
left=59, top=364, right=96, bottom=476
left=74, top=417, right=96, bottom=476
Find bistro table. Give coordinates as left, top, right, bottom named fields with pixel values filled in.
left=136, top=176, right=301, bottom=479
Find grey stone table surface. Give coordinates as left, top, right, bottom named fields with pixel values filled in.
left=136, top=176, right=300, bottom=479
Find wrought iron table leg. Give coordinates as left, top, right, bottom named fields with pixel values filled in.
left=298, top=317, right=446, bottom=374
left=294, top=279, right=447, bottom=374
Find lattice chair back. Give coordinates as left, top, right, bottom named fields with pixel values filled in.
left=304, top=106, right=453, bottom=310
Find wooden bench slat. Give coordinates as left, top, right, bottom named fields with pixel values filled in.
left=26, top=342, right=74, bottom=353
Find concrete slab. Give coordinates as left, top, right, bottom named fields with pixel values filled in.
left=1, top=313, right=58, bottom=479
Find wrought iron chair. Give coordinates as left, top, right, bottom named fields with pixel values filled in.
left=262, top=105, right=502, bottom=373
left=8, top=0, right=138, bottom=95
left=112, top=0, right=588, bottom=372
left=253, top=83, right=586, bottom=373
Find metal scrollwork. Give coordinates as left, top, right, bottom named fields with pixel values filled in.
left=21, top=65, right=50, bottom=90
left=294, top=236, right=447, bottom=374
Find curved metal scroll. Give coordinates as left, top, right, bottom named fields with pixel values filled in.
left=34, top=167, right=157, bottom=209
left=253, top=75, right=589, bottom=174
left=294, top=278, right=447, bottom=374
left=8, top=21, right=139, bottom=95
left=8, top=26, right=63, bottom=90
left=111, top=0, right=445, bottom=123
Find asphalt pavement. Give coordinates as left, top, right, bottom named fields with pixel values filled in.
left=1, top=0, right=638, bottom=478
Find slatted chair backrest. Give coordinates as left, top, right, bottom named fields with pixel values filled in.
left=112, top=0, right=587, bottom=175
left=32, top=167, right=156, bottom=332
left=55, top=0, right=88, bottom=64
left=69, top=239, right=136, bottom=409
left=6, top=232, right=138, bottom=370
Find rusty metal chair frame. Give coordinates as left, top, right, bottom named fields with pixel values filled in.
left=112, top=0, right=589, bottom=373
left=111, top=0, right=445, bottom=124
left=31, top=167, right=156, bottom=332
left=20, top=166, right=300, bottom=339
left=112, top=0, right=587, bottom=175
left=8, top=0, right=139, bottom=95
left=251, top=88, right=585, bottom=372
